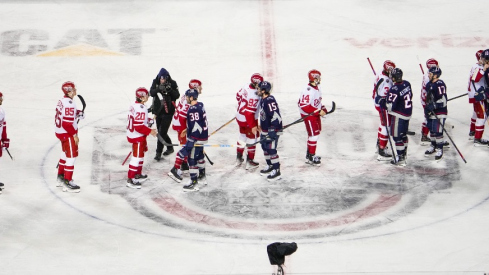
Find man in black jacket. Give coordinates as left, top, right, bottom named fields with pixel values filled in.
left=150, top=68, right=180, bottom=161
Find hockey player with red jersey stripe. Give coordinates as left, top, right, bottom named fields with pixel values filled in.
left=126, top=87, right=157, bottom=189
left=372, top=60, right=395, bottom=161
left=171, top=79, right=202, bottom=172
left=235, top=73, right=263, bottom=169
left=468, top=49, right=489, bottom=146
left=54, top=82, right=84, bottom=192
left=0, top=92, right=9, bottom=193
left=467, top=50, right=483, bottom=140
left=298, top=69, right=329, bottom=166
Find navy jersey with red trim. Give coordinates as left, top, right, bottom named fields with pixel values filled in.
left=386, top=80, right=413, bottom=119
left=426, top=79, right=448, bottom=116
left=186, top=102, right=208, bottom=142
left=259, top=95, right=283, bottom=132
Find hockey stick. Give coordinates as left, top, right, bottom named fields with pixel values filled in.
left=367, top=57, right=376, bottom=75
left=431, top=112, right=467, bottom=163
left=244, top=102, right=336, bottom=147
left=209, top=117, right=236, bottom=136
left=77, top=94, right=86, bottom=124
left=122, top=151, right=131, bottom=166
left=5, top=148, right=13, bottom=160
left=419, top=63, right=425, bottom=74
left=447, top=93, right=468, bottom=102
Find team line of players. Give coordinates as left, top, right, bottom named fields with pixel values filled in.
left=51, top=70, right=332, bottom=192
left=373, top=49, right=489, bottom=166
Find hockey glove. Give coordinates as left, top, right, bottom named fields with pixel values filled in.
left=378, top=98, right=387, bottom=109
left=1, top=138, right=9, bottom=149
left=474, top=86, right=487, bottom=101
left=148, top=118, right=155, bottom=128
left=267, top=129, right=278, bottom=140
left=76, top=110, right=85, bottom=120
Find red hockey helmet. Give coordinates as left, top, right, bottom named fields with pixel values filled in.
left=250, top=73, right=264, bottom=85
left=61, top=81, right=76, bottom=94
left=188, top=79, right=202, bottom=89
left=426, top=58, right=438, bottom=69
left=135, top=87, right=149, bottom=98
left=0, top=92, right=3, bottom=98
left=383, top=60, right=396, bottom=72
left=476, top=50, right=484, bottom=61
left=308, top=69, right=321, bottom=82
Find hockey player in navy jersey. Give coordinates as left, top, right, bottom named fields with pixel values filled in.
left=168, top=89, right=208, bottom=191
left=256, top=81, right=283, bottom=181
left=424, top=66, right=448, bottom=160
left=382, top=68, right=413, bottom=166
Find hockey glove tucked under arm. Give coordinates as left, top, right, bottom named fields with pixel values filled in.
left=474, top=86, right=489, bottom=101
left=76, top=110, right=85, bottom=120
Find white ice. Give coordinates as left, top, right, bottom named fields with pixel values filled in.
left=1, top=0, right=489, bottom=274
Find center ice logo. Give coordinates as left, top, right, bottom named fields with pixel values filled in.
left=89, top=113, right=460, bottom=241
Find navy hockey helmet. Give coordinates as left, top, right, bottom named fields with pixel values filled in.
left=429, top=66, right=442, bottom=78
left=481, top=49, right=489, bottom=61
left=390, top=68, right=403, bottom=82
left=185, top=88, right=199, bottom=100
left=258, top=81, right=272, bottom=94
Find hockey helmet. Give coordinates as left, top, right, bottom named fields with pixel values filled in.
left=308, top=69, right=321, bottom=82
left=135, top=87, right=149, bottom=98
left=383, top=60, right=396, bottom=72
left=185, top=88, right=199, bottom=100
left=0, top=92, right=3, bottom=98
left=426, top=58, right=438, bottom=69
left=258, top=81, right=273, bottom=94
left=481, top=49, right=489, bottom=62
left=390, top=68, right=403, bottom=82
left=476, top=50, right=483, bottom=61
left=250, top=73, right=264, bottom=85
left=429, top=66, right=442, bottom=78
left=61, top=81, right=76, bottom=94
left=188, top=79, right=202, bottom=89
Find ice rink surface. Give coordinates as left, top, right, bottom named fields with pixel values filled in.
left=1, top=0, right=489, bottom=274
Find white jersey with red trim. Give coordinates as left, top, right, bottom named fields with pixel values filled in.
left=420, top=71, right=430, bottom=108
left=372, top=72, right=393, bottom=107
left=54, top=96, right=78, bottom=136
left=127, top=102, right=150, bottom=141
left=298, top=84, right=322, bottom=115
left=236, top=84, right=260, bottom=123
left=172, top=94, right=190, bottom=129
left=0, top=106, right=5, bottom=139
left=468, top=63, right=485, bottom=103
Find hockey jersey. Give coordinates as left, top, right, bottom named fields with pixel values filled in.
left=372, top=72, right=393, bottom=107
left=420, top=72, right=430, bottom=108
left=259, top=95, right=283, bottom=133
left=127, top=101, right=152, bottom=143
left=468, top=63, right=486, bottom=103
left=298, top=83, right=323, bottom=115
left=172, top=94, right=190, bottom=131
left=236, top=83, right=260, bottom=128
left=387, top=80, right=413, bottom=120
left=187, top=102, right=208, bottom=143
left=0, top=106, right=6, bottom=141
left=426, top=79, right=448, bottom=118
left=55, top=96, right=78, bottom=140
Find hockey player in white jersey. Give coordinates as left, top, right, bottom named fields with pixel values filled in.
left=54, top=82, right=84, bottom=192
left=126, top=87, right=157, bottom=189
left=468, top=49, right=489, bottom=146
left=0, top=92, right=9, bottom=193
left=235, top=73, right=263, bottom=169
left=372, top=60, right=395, bottom=160
left=468, top=50, right=483, bottom=140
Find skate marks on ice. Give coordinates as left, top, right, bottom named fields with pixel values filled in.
left=77, top=110, right=481, bottom=242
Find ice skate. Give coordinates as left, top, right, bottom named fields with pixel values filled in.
left=390, top=155, right=406, bottom=167
left=56, top=174, right=65, bottom=187
left=0, top=182, right=3, bottom=194
left=235, top=153, right=244, bottom=166
left=126, top=178, right=142, bottom=189
left=183, top=179, right=199, bottom=192
left=267, top=169, right=281, bottom=181
left=245, top=158, right=259, bottom=170
left=474, top=138, right=489, bottom=147
left=425, top=144, right=436, bottom=156
left=468, top=131, right=475, bottom=140
left=435, top=148, right=443, bottom=161
left=198, top=169, right=207, bottom=185
left=306, top=153, right=321, bottom=166
left=62, top=179, right=80, bottom=193
left=420, top=135, right=430, bottom=145
left=442, top=140, right=450, bottom=148
left=134, top=174, right=148, bottom=183
left=168, top=167, right=183, bottom=183
left=260, top=164, right=274, bottom=176
left=181, top=161, right=189, bottom=173
left=376, top=147, right=392, bottom=161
